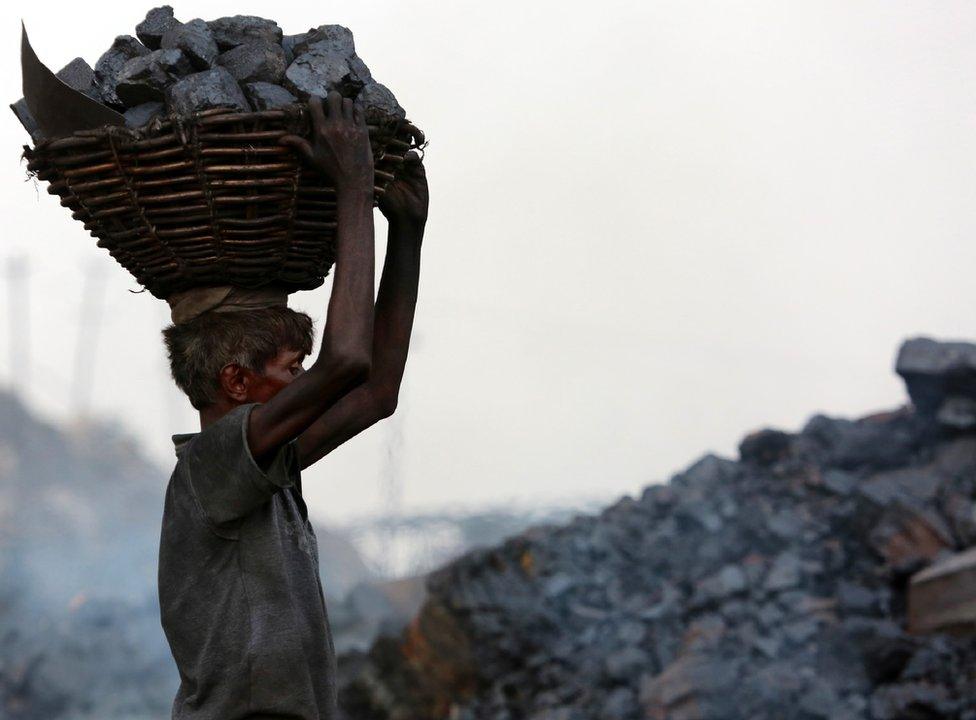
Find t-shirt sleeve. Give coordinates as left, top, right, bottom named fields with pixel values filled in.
left=183, top=402, right=297, bottom=527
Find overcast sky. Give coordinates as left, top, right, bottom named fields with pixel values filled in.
left=2, top=1, right=974, bottom=523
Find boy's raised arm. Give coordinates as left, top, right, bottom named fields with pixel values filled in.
left=247, top=91, right=376, bottom=463
left=295, top=151, right=428, bottom=469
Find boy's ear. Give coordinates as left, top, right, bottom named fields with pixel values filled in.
left=218, top=363, right=251, bottom=403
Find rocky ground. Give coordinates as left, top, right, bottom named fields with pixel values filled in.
left=339, top=337, right=976, bottom=720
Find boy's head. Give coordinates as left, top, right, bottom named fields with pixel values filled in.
left=163, top=307, right=315, bottom=411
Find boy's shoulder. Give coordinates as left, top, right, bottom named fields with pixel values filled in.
left=169, top=403, right=299, bottom=529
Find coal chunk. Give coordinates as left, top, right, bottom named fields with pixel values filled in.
left=116, top=49, right=193, bottom=105
left=95, top=36, right=150, bottom=108
left=292, top=24, right=355, bottom=57
left=123, top=101, right=165, bottom=128
left=218, top=41, right=286, bottom=84
left=161, top=19, right=219, bottom=70
left=206, top=15, right=282, bottom=50
left=9, top=99, right=43, bottom=144
left=136, top=6, right=180, bottom=50
left=284, top=49, right=367, bottom=100
left=56, top=58, right=102, bottom=101
left=11, top=58, right=106, bottom=142
left=281, top=33, right=308, bottom=64
left=242, top=82, right=297, bottom=110
left=355, top=82, right=405, bottom=124
left=896, top=336, right=976, bottom=419
left=165, top=66, right=251, bottom=116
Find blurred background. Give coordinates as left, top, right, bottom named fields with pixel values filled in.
left=2, top=1, right=976, bottom=718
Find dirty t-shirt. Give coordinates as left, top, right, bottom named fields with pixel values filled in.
left=158, top=402, right=338, bottom=720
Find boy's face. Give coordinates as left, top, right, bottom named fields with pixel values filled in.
left=249, top=348, right=307, bottom=403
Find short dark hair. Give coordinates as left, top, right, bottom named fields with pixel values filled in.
left=162, top=307, right=315, bottom=410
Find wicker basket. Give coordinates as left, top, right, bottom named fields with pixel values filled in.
left=23, top=105, right=420, bottom=299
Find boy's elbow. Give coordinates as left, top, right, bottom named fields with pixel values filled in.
left=320, top=343, right=372, bottom=387
left=374, top=392, right=398, bottom=419
left=337, top=353, right=372, bottom=386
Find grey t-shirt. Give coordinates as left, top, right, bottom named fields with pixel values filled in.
left=158, top=403, right=338, bottom=720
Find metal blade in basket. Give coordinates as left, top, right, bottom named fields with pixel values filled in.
left=21, top=21, right=124, bottom=140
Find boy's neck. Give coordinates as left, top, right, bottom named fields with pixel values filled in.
left=199, top=400, right=242, bottom=430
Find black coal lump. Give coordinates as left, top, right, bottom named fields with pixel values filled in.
left=292, top=25, right=355, bottom=57
left=347, top=55, right=373, bottom=85
left=281, top=33, right=308, bottom=64
left=116, top=48, right=193, bottom=105
left=57, top=58, right=102, bottom=101
left=95, top=36, right=151, bottom=108
left=11, top=58, right=104, bottom=142
left=165, top=66, right=251, bottom=116
left=355, top=82, right=405, bottom=124
left=217, top=41, right=286, bottom=84
left=161, top=19, right=219, bottom=70
left=123, top=101, right=165, bottom=128
left=9, top=99, right=43, bottom=144
left=284, top=49, right=366, bottom=100
left=243, top=82, right=297, bottom=110
left=207, top=15, right=282, bottom=50
left=136, top=6, right=180, bottom=50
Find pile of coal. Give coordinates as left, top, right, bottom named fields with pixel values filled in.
left=338, top=337, right=976, bottom=720
left=11, top=6, right=406, bottom=143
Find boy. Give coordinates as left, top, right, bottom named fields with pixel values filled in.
left=157, top=91, right=428, bottom=719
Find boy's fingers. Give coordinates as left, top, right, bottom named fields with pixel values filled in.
left=352, top=103, right=365, bottom=126
left=326, top=91, right=343, bottom=118
left=307, top=95, right=326, bottom=128
left=404, top=123, right=425, bottom=146
left=341, top=97, right=354, bottom=120
left=279, top=135, right=313, bottom=161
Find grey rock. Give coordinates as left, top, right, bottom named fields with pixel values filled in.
left=604, top=647, right=650, bottom=682
left=218, top=41, right=287, bottom=84
left=123, top=101, right=165, bottom=128
left=348, top=55, right=374, bottom=85
left=822, top=469, right=857, bottom=495
left=672, top=452, right=740, bottom=489
left=600, top=687, right=637, bottom=720
left=136, top=6, right=180, bottom=50
left=869, top=682, right=953, bottom=720
left=281, top=33, right=309, bottom=64
left=95, top=36, right=150, bottom=107
left=207, top=15, right=283, bottom=50
left=801, top=410, right=927, bottom=472
left=937, top=395, right=976, bottom=430
left=285, top=49, right=367, bottom=99
left=12, top=55, right=108, bottom=141
left=896, top=336, right=976, bottom=415
left=242, top=82, right=297, bottom=110
left=698, top=564, right=748, bottom=602
left=165, top=67, right=251, bottom=116
left=10, top=98, right=43, bottom=143
left=116, top=49, right=193, bottom=105
left=739, top=428, right=793, bottom=466
left=292, top=24, right=355, bottom=57
left=56, top=57, right=102, bottom=101
left=835, top=582, right=878, bottom=614
left=161, top=19, right=219, bottom=70
left=764, top=552, right=801, bottom=591
left=782, top=617, right=820, bottom=644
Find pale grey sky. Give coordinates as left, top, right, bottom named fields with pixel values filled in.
left=2, top=1, right=974, bottom=522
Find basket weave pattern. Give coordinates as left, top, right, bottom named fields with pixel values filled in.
left=24, top=106, right=417, bottom=299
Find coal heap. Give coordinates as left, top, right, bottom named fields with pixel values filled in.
left=12, top=7, right=405, bottom=143
left=339, top=337, right=976, bottom=720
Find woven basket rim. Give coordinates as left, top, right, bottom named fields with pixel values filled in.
left=27, top=105, right=413, bottom=154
